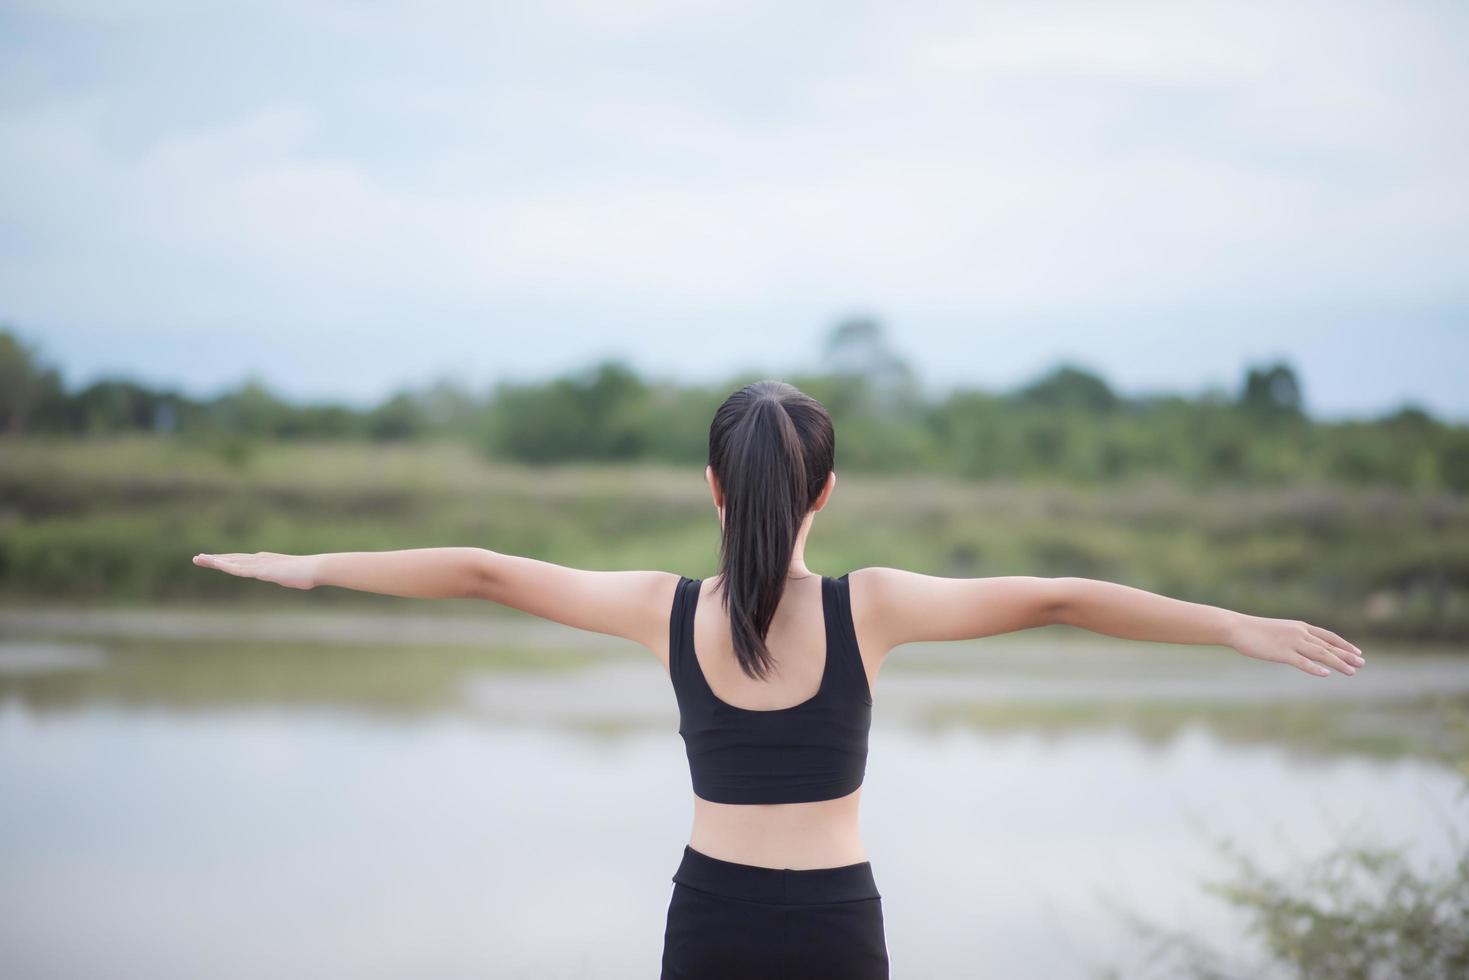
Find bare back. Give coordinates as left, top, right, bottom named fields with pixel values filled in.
left=657, top=571, right=888, bottom=869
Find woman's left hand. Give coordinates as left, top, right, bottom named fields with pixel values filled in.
left=192, top=552, right=318, bottom=590
left=1228, top=613, right=1365, bottom=677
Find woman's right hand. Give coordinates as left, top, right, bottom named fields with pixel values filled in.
left=192, top=552, right=318, bottom=590
left=1228, top=613, right=1365, bottom=677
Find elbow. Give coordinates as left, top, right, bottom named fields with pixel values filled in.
left=1045, top=576, right=1080, bottom=627
left=467, top=548, right=503, bottom=601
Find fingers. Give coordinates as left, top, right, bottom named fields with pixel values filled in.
left=1290, top=653, right=1331, bottom=677
left=192, top=553, right=256, bottom=577
left=1306, top=623, right=1364, bottom=663
left=1297, top=639, right=1355, bottom=676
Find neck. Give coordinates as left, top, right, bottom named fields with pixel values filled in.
left=788, top=518, right=814, bottom=578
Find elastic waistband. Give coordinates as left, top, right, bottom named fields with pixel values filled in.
left=671, top=845, right=881, bottom=905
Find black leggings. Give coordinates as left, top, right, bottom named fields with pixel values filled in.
left=660, top=845, right=890, bottom=979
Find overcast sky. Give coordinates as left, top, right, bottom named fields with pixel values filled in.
left=3, top=0, right=1466, bottom=419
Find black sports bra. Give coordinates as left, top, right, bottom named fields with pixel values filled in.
left=667, top=573, right=873, bottom=805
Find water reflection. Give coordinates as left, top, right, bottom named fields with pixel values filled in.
left=0, top=621, right=1466, bottom=978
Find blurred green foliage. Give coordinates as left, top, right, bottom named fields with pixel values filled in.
left=1101, top=701, right=1469, bottom=977
left=1104, top=827, right=1469, bottom=980
left=4, top=322, right=1466, bottom=491
left=3, top=322, right=1466, bottom=638
left=2, top=436, right=1466, bottom=640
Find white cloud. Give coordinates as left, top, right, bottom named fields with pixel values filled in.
left=1, top=0, right=1465, bottom=414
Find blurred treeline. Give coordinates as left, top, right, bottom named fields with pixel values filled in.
left=5, top=321, right=1468, bottom=491
left=3, top=321, right=1467, bottom=641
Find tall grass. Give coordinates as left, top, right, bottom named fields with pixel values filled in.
left=3, top=435, right=1465, bottom=641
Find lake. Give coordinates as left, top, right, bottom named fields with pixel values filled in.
left=2, top=605, right=1466, bottom=978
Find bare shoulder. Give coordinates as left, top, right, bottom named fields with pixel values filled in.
left=476, top=554, right=683, bottom=661
left=847, top=566, right=1069, bottom=655
left=643, top=570, right=686, bottom=667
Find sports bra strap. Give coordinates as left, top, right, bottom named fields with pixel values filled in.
left=825, top=573, right=874, bottom=705
left=669, top=574, right=871, bottom=706
left=668, top=576, right=700, bottom=683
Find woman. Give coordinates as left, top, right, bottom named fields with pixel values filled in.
left=192, top=379, right=1364, bottom=978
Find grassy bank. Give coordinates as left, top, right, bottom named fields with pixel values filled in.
left=3, top=434, right=1466, bottom=641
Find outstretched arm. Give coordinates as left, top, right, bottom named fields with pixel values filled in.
left=1051, top=576, right=1363, bottom=676
left=852, top=568, right=1364, bottom=678
left=192, top=549, right=678, bottom=653
left=194, top=548, right=491, bottom=598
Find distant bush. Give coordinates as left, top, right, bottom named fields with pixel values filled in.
left=3, top=323, right=1468, bottom=493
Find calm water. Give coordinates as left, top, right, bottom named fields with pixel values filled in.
left=1, top=610, right=1466, bottom=979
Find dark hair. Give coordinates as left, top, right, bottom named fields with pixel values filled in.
left=707, top=380, right=835, bottom=681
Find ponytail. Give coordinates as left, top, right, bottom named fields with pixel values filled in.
left=707, top=381, right=835, bottom=680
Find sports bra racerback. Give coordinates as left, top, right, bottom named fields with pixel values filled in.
left=668, top=573, right=873, bottom=805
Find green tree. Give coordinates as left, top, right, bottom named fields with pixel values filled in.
left=1241, top=361, right=1305, bottom=419
left=485, top=360, right=650, bottom=463
left=0, top=326, right=64, bottom=435
left=1012, top=363, right=1119, bottom=414
left=822, top=315, right=921, bottom=410
left=366, top=391, right=430, bottom=441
